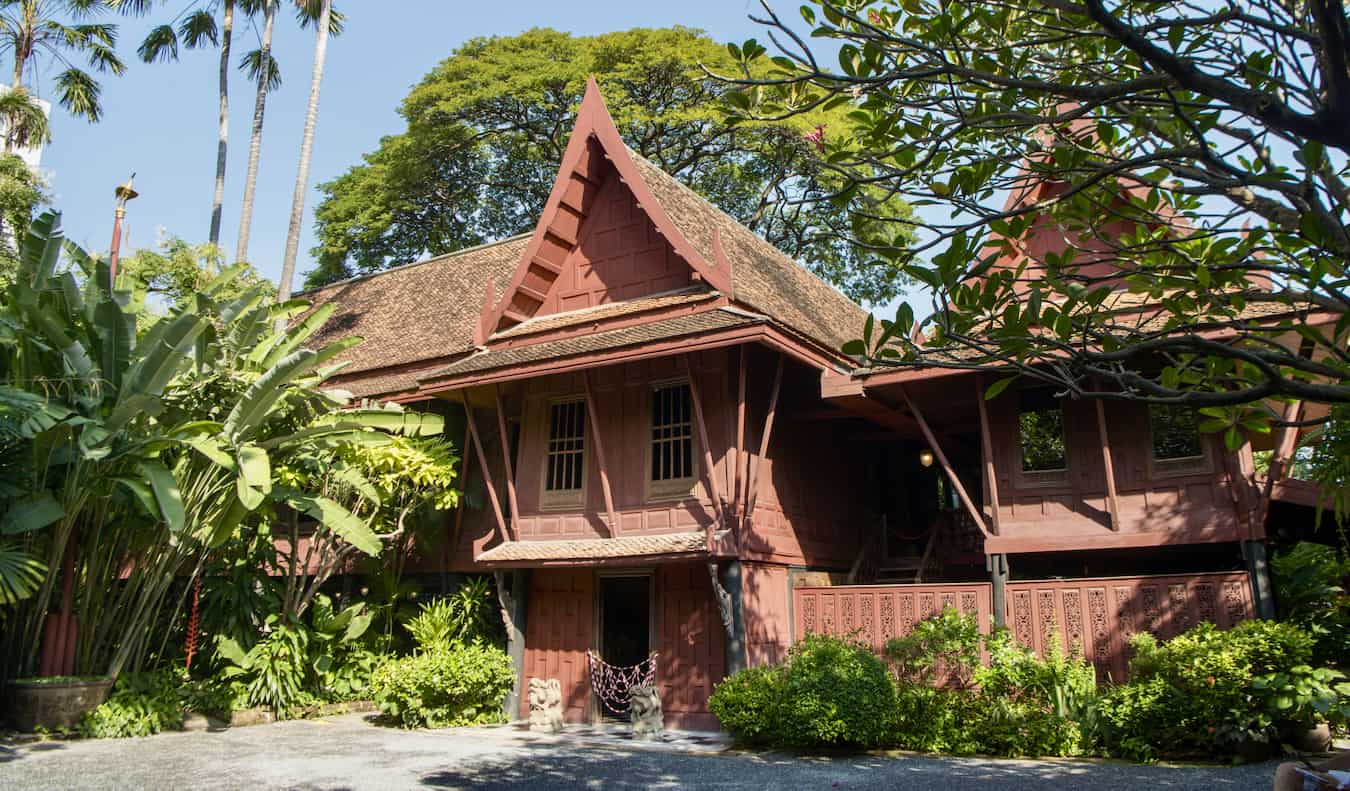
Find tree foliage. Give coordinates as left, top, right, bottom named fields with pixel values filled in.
left=306, top=26, right=914, bottom=305
left=725, top=0, right=1350, bottom=426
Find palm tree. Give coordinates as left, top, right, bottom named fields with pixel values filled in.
left=276, top=0, right=331, bottom=304
left=232, top=0, right=278, bottom=264
left=139, top=0, right=238, bottom=246
left=0, top=0, right=138, bottom=123
left=0, top=86, right=49, bottom=153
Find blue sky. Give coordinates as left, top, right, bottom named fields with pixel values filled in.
left=37, top=0, right=770, bottom=287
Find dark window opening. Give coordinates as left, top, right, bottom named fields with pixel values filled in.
left=1149, top=404, right=1204, bottom=461
left=1018, top=389, right=1067, bottom=472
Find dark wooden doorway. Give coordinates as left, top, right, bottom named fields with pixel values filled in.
left=596, top=573, right=652, bottom=721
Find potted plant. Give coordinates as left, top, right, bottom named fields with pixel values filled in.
left=6, top=676, right=113, bottom=732
left=1254, top=665, right=1350, bottom=753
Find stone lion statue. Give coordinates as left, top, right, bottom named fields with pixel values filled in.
left=527, top=677, right=564, bottom=733
left=628, top=684, right=663, bottom=739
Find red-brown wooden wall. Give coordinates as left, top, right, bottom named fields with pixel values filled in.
left=791, top=572, right=1254, bottom=681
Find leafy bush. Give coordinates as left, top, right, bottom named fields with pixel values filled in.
left=883, top=613, right=1098, bottom=758
left=77, top=670, right=184, bottom=738
left=370, top=642, right=514, bottom=728
left=707, top=666, right=782, bottom=746
left=711, top=634, right=896, bottom=749
left=1273, top=542, right=1350, bottom=668
left=1100, top=619, right=1324, bottom=759
left=405, top=579, right=495, bottom=651
left=216, top=618, right=313, bottom=715
left=885, top=606, right=981, bottom=688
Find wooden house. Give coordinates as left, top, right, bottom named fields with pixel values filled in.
left=303, top=81, right=1330, bottom=729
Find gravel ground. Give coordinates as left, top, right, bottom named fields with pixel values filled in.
left=0, top=713, right=1280, bottom=790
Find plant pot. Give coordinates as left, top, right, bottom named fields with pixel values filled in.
left=1285, top=723, right=1333, bottom=753
left=5, top=677, right=113, bottom=732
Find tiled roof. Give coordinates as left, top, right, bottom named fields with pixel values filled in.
left=423, top=308, right=765, bottom=381
left=477, top=531, right=707, bottom=563
left=490, top=288, right=717, bottom=340
left=628, top=152, right=871, bottom=354
left=298, top=234, right=530, bottom=378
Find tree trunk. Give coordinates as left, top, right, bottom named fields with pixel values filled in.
left=276, top=0, right=332, bottom=304
left=233, top=0, right=275, bottom=264
left=208, top=0, right=234, bottom=246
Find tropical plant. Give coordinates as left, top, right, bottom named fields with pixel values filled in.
left=1304, top=406, right=1350, bottom=527
left=0, top=210, right=446, bottom=682
left=304, top=27, right=915, bottom=304
left=885, top=605, right=981, bottom=688
left=216, top=616, right=311, bottom=714
left=1273, top=541, right=1350, bottom=668
left=76, top=667, right=185, bottom=738
left=115, top=236, right=270, bottom=317
left=404, top=579, right=494, bottom=652
left=0, top=86, right=49, bottom=152
left=0, top=0, right=143, bottom=123
left=276, top=0, right=332, bottom=303
left=725, top=0, right=1350, bottom=422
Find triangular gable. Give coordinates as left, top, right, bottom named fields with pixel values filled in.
left=478, top=78, right=732, bottom=342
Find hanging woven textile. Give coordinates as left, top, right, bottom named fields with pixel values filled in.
left=586, top=650, right=658, bottom=715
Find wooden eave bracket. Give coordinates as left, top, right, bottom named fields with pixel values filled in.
left=898, top=384, right=994, bottom=540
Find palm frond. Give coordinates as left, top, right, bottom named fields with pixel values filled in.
left=239, top=47, right=280, bottom=91
left=137, top=23, right=179, bottom=63
left=54, top=67, right=102, bottom=122
left=179, top=9, right=219, bottom=49
left=0, top=541, right=45, bottom=605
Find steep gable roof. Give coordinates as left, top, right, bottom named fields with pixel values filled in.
left=299, top=234, right=528, bottom=389
left=480, top=78, right=868, bottom=356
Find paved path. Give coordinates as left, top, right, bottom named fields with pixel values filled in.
left=0, top=713, right=1278, bottom=790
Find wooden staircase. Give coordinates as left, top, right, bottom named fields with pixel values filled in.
left=848, top=515, right=938, bottom=585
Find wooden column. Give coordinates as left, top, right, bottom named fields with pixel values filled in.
left=493, top=385, right=521, bottom=533
left=987, top=553, right=1009, bottom=627
left=1258, top=398, right=1303, bottom=533
left=582, top=370, right=621, bottom=537
left=683, top=354, right=725, bottom=528
left=720, top=560, right=747, bottom=675
left=459, top=391, right=509, bottom=542
left=899, top=385, right=991, bottom=538
left=734, top=346, right=748, bottom=526
left=1094, top=398, right=1122, bottom=531
left=744, top=355, right=784, bottom=519
left=974, top=374, right=1001, bottom=536
left=494, top=569, right=529, bottom=719
left=1243, top=540, right=1276, bottom=619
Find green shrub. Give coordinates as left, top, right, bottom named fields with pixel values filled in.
left=708, top=666, right=782, bottom=745
left=405, top=579, right=496, bottom=651
left=1273, top=542, right=1350, bottom=668
left=370, top=642, right=514, bottom=728
left=893, top=685, right=979, bottom=754
left=776, top=634, right=898, bottom=749
left=1100, top=619, right=1325, bottom=759
left=77, top=670, right=185, bottom=738
left=885, top=606, right=981, bottom=688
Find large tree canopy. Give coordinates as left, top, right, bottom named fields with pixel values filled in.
left=304, top=26, right=913, bottom=304
left=727, top=0, right=1350, bottom=432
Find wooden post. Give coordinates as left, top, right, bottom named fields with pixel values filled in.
left=744, top=355, right=784, bottom=519
left=1258, top=398, right=1303, bottom=532
left=460, top=390, right=509, bottom=542
left=494, top=569, right=530, bottom=719
left=987, top=553, right=1009, bottom=627
left=493, top=385, right=521, bottom=533
left=899, top=385, right=992, bottom=538
left=1243, top=540, right=1276, bottom=619
left=734, top=346, right=748, bottom=525
left=683, top=354, right=726, bottom=528
left=1094, top=398, right=1122, bottom=531
left=582, top=370, right=621, bottom=536
left=974, top=374, right=1001, bottom=536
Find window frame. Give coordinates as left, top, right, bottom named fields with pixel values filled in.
left=644, top=379, right=701, bottom=502
left=1146, top=403, right=1213, bottom=478
left=1014, top=388, right=1071, bottom=488
left=538, top=396, right=588, bottom=511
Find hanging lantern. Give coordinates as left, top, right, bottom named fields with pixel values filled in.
left=919, top=449, right=935, bottom=468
